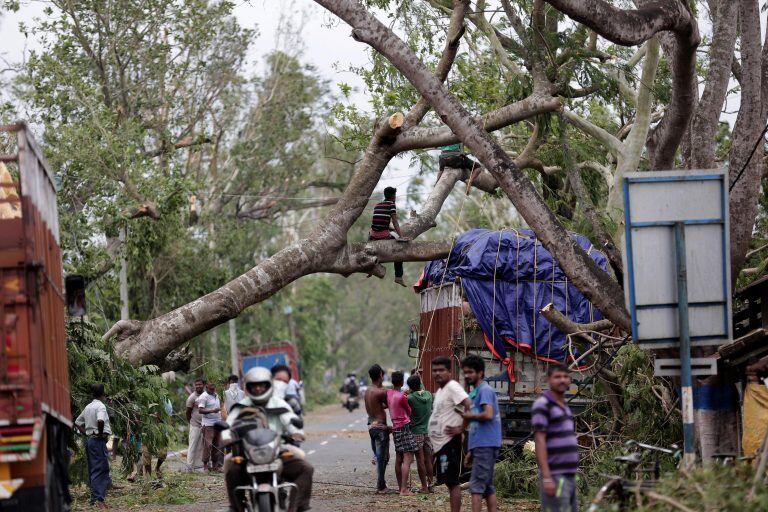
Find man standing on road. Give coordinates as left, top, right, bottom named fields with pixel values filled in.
left=197, top=381, right=224, bottom=472
left=533, top=363, right=579, bottom=512
left=461, top=355, right=502, bottom=512
left=406, top=374, right=433, bottom=493
left=185, top=378, right=205, bottom=471
left=369, top=186, right=410, bottom=287
left=224, top=374, right=245, bottom=412
left=365, top=364, right=395, bottom=494
left=75, top=383, right=113, bottom=508
left=387, top=371, right=417, bottom=495
left=428, top=356, right=470, bottom=512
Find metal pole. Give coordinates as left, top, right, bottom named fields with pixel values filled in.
left=229, top=319, right=238, bottom=376
left=119, top=224, right=129, bottom=321
left=674, top=222, right=695, bottom=466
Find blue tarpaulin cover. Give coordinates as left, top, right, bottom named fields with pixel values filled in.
left=415, top=228, right=608, bottom=364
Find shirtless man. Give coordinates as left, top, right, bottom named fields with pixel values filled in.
left=365, top=364, right=394, bottom=494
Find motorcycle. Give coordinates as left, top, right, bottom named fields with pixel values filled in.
left=343, top=395, right=359, bottom=412
left=215, top=407, right=304, bottom=512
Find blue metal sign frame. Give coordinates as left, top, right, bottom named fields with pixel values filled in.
left=622, top=170, right=732, bottom=348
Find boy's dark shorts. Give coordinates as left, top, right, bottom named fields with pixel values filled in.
left=469, top=446, right=499, bottom=495
left=434, top=435, right=463, bottom=487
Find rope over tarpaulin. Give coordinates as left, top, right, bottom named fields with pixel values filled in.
left=414, top=228, right=608, bottom=369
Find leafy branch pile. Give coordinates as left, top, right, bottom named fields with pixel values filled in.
left=67, top=320, right=176, bottom=482
left=635, top=464, right=768, bottom=512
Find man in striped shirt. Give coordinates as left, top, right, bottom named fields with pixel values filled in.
left=369, top=186, right=410, bottom=286
left=532, top=363, right=579, bottom=512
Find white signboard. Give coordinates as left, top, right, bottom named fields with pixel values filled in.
left=622, top=170, right=732, bottom=349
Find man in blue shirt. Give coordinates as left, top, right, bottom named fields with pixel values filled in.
left=460, top=355, right=502, bottom=512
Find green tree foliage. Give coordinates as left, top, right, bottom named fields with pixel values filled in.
left=67, top=320, right=174, bottom=480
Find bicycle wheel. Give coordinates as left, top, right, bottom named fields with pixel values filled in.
left=588, top=478, right=627, bottom=512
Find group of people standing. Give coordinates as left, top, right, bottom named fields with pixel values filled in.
left=365, top=355, right=502, bottom=512
left=185, top=375, right=244, bottom=472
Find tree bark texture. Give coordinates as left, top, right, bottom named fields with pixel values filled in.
left=690, top=0, right=738, bottom=169
left=729, top=0, right=766, bottom=283
left=314, top=0, right=631, bottom=332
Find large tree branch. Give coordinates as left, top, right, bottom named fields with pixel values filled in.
left=561, top=110, right=624, bottom=159
left=317, top=0, right=631, bottom=331
left=729, top=0, right=767, bottom=283
left=541, top=0, right=691, bottom=46
left=394, top=92, right=561, bottom=152
left=690, top=0, right=738, bottom=169
left=608, top=36, right=660, bottom=222
left=559, top=115, right=623, bottom=278
left=319, top=239, right=453, bottom=277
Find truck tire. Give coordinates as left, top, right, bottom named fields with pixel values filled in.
left=45, top=418, right=71, bottom=512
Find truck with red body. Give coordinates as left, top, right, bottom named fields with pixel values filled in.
left=0, top=123, right=71, bottom=510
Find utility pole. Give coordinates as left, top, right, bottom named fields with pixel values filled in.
left=119, top=224, right=129, bottom=320
left=229, top=319, right=238, bottom=376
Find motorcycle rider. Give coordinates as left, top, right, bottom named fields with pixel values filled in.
left=224, top=367, right=314, bottom=512
left=340, top=373, right=360, bottom=410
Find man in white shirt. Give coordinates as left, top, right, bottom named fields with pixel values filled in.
left=197, top=381, right=223, bottom=471
left=75, top=383, right=113, bottom=508
left=428, top=356, right=470, bottom=512
left=224, top=374, right=245, bottom=412
left=185, top=378, right=205, bottom=471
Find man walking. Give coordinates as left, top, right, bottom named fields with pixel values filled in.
left=364, top=364, right=395, bottom=494
left=406, top=374, right=433, bottom=493
left=369, top=186, right=410, bottom=286
left=461, top=355, right=502, bottom=512
left=532, top=363, right=579, bottom=512
left=75, top=383, right=112, bottom=508
left=428, top=356, right=470, bottom=512
left=224, top=374, right=245, bottom=412
left=185, top=378, right=205, bottom=471
left=197, top=381, right=224, bottom=472
left=387, top=371, right=417, bottom=495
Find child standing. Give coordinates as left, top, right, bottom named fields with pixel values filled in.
left=387, top=371, right=417, bottom=495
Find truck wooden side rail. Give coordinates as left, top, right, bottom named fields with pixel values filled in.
left=0, top=122, right=71, bottom=511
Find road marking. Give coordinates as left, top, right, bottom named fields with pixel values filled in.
left=332, top=435, right=338, bottom=439
left=341, top=428, right=348, bottom=432
left=347, top=423, right=355, bottom=428
left=320, top=441, right=328, bottom=446
left=307, top=450, right=316, bottom=455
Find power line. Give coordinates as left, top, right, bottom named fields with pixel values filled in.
left=729, top=119, right=768, bottom=192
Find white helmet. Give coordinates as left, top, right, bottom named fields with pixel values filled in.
left=243, top=367, right=273, bottom=405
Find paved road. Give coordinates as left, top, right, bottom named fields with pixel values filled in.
left=84, top=403, right=536, bottom=511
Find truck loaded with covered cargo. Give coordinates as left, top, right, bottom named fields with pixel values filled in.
left=412, top=228, right=605, bottom=443
left=0, top=123, right=71, bottom=510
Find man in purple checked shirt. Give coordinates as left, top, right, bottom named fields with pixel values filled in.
left=532, top=363, right=579, bottom=512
